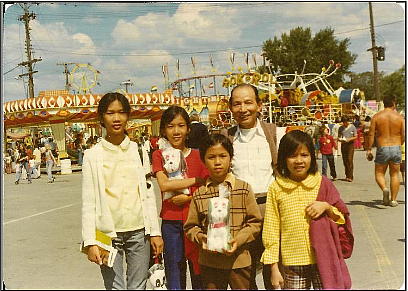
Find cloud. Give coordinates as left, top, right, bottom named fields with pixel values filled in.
left=111, top=3, right=241, bottom=48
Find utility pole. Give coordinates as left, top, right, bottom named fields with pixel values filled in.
left=18, top=3, right=42, bottom=99
left=368, top=2, right=380, bottom=101
left=120, top=80, right=133, bottom=93
left=57, top=62, right=75, bottom=91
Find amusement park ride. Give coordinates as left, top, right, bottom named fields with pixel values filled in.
left=4, top=59, right=373, bottom=161
left=169, top=59, right=367, bottom=129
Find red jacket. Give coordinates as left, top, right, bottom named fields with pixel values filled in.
left=319, top=134, right=337, bottom=155
left=310, top=176, right=353, bottom=289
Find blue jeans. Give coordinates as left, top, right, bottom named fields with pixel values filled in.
left=46, top=160, right=54, bottom=182
left=15, top=161, right=31, bottom=182
left=78, top=149, right=83, bottom=166
left=321, top=154, right=337, bottom=179
left=162, top=220, right=202, bottom=290
left=100, top=229, right=150, bottom=290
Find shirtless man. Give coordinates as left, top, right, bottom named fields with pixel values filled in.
left=367, top=95, right=405, bottom=207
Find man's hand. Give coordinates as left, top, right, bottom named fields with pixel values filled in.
left=305, top=201, right=330, bottom=220
left=150, top=236, right=164, bottom=257
left=171, top=194, right=190, bottom=206
left=87, top=245, right=103, bottom=265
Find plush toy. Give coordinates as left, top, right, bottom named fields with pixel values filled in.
left=147, top=258, right=167, bottom=290
left=207, top=184, right=231, bottom=253
left=158, top=138, right=189, bottom=200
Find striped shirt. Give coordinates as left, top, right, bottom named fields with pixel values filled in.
left=261, top=172, right=345, bottom=266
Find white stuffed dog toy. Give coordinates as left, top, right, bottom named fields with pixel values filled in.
left=147, top=261, right=167, bottom=290
left=158, top=138, right=189, bottom=200
left=207, top=187, right=231, bottom=253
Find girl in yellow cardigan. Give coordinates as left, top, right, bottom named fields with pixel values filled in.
left=261, top=130, right=351, bottom=289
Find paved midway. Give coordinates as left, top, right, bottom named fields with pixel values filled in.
left=3, top=150, right=405, bottom=289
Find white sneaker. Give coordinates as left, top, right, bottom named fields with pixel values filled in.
left=390, top=200, right=398, bottom=207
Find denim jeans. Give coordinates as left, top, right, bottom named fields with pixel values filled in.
left=46, top=160, right=54, bottom=182
left=15, top=161, right=31, bottom=182
left=78, top=149, right=83, bottom=166
left=321, top=154, right=337, bottom=179
left=162, top=220, right=202, bottom=290
left=100, top=229, right=150, bottom=290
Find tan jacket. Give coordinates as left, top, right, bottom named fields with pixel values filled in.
left=184, top=174, right=262, bottom=269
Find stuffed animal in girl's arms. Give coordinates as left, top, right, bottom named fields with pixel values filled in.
left=147, top=257, right=167, bottom=290
left=158, top=138, right=189, bottom=200
left=207, top=184, right=231, bottom=253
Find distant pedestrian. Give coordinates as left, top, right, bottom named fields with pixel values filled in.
left=319, top=127, right=337, bottom=180
left=32, top=144, right=42, bottom=178
left=186, top=113, right=210, bottom=149
left=362, top=116, right=371, bottom=151
left=331, top=117, right=342, bottom=157
left=15, top=143, right=32, bottom=184
left=261, top=130, right=353, bottom=289
left=44, top=143, right=56, bottom=183
left=338, top=116, right=357, bottom=182
left=184, top=133, right=262, bottom=289
left=367, top=95, right=405, bottom=207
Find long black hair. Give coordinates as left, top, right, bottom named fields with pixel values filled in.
left=277, top=130, right=318, bottom=178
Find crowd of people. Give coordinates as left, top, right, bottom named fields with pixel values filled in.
left=78, top=85, right=407, bottom=290
left=5, top=137, right=59, bottom=184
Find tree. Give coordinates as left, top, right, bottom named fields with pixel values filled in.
left=262, top=27, right=357, bottom=88
left=380, top=65, right=405, bottom=108
left=344, top=66, right=405, bottom=108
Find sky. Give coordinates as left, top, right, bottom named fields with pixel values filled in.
left=2, top=1, right=405, bottom=102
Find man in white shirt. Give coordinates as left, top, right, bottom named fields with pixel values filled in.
left=224, top=84, right=278, bottom=290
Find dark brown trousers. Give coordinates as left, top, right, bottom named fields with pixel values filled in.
left=341, top=142, right=355, bottom=179
left=200, top=265, right=251, bottom=290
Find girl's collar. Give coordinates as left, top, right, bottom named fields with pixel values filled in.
left=276, top=172, right=322, bottom=190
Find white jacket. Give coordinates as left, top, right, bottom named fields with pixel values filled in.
left=81, top=139, right=161, bottom=247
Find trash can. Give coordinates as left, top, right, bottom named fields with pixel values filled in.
left=60, top=158, right=72, bottom=175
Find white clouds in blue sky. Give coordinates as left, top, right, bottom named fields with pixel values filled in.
left=2, top=2, right=405, bottom=102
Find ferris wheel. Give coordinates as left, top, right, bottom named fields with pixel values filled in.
left=69, top=63, right=100, bottom=94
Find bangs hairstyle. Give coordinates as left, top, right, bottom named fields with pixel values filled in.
left=97, top=92, right=131, bottom=127
left=199, top=133, right=233, bottom=162
left=277, top=130, right=317, bottom=177
left=159, top=106, right=191, bottom=137
left=229, top=83, right=261, bottom=107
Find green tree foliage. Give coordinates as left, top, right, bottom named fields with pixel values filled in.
left=262, top=27, right=357, bottom=88
left=380, top=65, right=405, bottom=107
left=344, top=66, right=405, bottom=107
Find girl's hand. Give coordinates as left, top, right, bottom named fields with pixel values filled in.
left=87, top=245, right=103, bottom=265
left=305, top=201, right=330, bottom=220
left=171, top=194, right=190, bottom=206
left=195, top=177, right=206, bottom=186
left=223, top=239, right=238, bottom=256
left=271, top=263, right=284, bottom=289
left=150, top=236, right=164, bottom=257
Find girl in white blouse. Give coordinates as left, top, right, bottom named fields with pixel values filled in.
left=81, top=92, right=163, bottom=289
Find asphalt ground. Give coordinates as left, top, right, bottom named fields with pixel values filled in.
left=2, top=150, right=406, bottom=290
